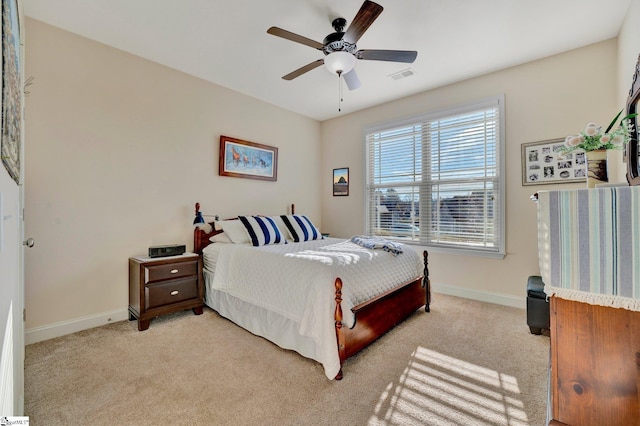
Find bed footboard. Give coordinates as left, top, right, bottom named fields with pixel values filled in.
left=333, top=250, right=431, bottom=380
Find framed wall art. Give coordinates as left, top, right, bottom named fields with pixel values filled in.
left=219, top=135, right=278, bottom=182
left=521, top=138, right=586, bottom=186
left=333, top=167, right=349, bottom=196
left=1, top=0, right=22, bottom=184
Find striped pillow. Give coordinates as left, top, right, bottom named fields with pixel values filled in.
left=238, top=216, right=286, bottom=246
left=280, top=215, right=322, bottom=242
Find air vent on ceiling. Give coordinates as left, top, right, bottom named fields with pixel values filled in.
left=389, top=68, right=415, bottom=80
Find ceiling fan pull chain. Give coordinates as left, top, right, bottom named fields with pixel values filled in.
left=338, top=70, right=343, bottom=112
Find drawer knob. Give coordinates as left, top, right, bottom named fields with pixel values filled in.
left=170, top=269, right=179, bottom=274
left=170, top=290, right=179, bottom=296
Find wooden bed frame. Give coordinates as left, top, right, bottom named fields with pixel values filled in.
left=193, top=203, right=431, bottom=379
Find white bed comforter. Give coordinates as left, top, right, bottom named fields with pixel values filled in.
left=202, top=237, right=424, bottom=378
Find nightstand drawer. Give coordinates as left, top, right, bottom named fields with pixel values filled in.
left=144, top=260, right=198, bottom=283
left=145, top=277, right=199, bottom=309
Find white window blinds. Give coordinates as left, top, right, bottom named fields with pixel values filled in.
left=365, top=97, right=505, bottom=256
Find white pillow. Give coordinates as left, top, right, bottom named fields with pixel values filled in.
left=209, top=232, right=232, bottom=244
left=216, top=219, right=250, bottom=244
left=280, top=215, right=322, bottom=242
left=238, top=215, right=287, bottom=246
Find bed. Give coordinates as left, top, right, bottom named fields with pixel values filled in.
left=193, top=204, right=431, bottom=380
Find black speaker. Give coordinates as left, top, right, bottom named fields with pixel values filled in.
left=148, top=244, right=186, bottom=258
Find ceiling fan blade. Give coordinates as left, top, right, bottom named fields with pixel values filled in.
left=356, top=49, right=417, bottom=63
left=267, top=27, right=324, bottom=50
left=282, top=59, right=324, bottom=80
left=343, top=69, right=361, bottom=90
left=343, top=0, right=384, bottom=44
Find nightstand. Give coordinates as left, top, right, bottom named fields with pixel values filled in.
left=128, top=253, right=203, bottom=331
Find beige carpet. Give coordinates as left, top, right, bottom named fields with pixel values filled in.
left=24, top=294, right=549, bottom=425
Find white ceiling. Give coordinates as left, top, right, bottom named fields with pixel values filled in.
left=23, top=0, right=632, bottom=121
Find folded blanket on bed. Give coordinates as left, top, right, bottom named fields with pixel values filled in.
left=350, top=235, right=404, bottom=256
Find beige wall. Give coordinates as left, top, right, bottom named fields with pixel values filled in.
left=24, top=19, right=321, bottom=332
left=321, top=39, right=619, bottom=302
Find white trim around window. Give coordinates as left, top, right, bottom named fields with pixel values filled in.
left=363, top=95, right=506, bottom=258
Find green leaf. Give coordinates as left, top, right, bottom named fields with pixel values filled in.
left=605, top=110, right=623, bottom=134
left=620, top=112, right=639, bottom=124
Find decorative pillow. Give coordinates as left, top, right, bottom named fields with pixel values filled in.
left=280, top=214, right=322, bottom=242
left=209, top=232, right=232, bottom=244
left=216, top=219, right=250, bottom=244
left=269, top=216, right=294, bottom=241
left=238, top=215, right=287, bottom=246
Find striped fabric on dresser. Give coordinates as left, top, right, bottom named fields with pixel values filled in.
left=537, top=186, right=640, bottom=311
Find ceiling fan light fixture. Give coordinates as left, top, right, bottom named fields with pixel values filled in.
left=324, top=51, right=356, bottom=75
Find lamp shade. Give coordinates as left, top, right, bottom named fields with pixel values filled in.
left=324, top=52, right=356, bottom=75
left=193, top=211, right=205, bottom=226
left=193, top=202, right=219, bottom=227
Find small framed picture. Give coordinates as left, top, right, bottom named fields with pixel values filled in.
left=521, top=139, right=586, bottom=186
left=1, top=0, right=22, bottom=185
left=333, top=167, right=349, bottom=196
left=219, top=135, right=278, bottom=182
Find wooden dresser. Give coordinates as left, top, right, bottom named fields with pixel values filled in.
left=548, top=296, right=640, bottom=425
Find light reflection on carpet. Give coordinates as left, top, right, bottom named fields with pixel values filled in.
left=368, top=346, right=529, bottom=426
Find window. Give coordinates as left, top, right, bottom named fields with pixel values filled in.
left=364, top=96, right=505, bottom=257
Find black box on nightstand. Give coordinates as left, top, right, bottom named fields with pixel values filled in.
left=148, top=244, right=186, bottom=258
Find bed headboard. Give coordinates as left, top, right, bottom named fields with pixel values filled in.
left=193, top=222, right=221, bottom=255
left=192, top=202, right=295, bottom=254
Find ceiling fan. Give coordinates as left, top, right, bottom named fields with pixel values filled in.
left=267, top=0, right=417, bottom=90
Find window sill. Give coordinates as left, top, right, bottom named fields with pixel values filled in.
left=408, top=243, right=506, bottom=259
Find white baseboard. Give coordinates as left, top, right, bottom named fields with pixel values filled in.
left=25, top=308, right=129, bottom=345
left=432, top=282, right=525, bottom=309
left=24, top=285, right=524, bottom=345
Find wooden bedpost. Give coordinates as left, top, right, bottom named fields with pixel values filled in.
left=334, top=277, right=345, bottom=380
left=423, top=251, right=431, bottom=312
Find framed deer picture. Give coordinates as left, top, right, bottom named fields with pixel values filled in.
left=219, top=135, right=278, bottom=182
